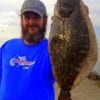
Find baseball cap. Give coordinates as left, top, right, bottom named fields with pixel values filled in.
left=20, top=0, right=47, bottom=17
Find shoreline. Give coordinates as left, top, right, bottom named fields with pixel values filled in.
left=55, top=78, right=100, bottom=100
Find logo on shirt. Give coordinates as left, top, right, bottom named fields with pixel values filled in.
left=10, top=56, right=36, bottom=70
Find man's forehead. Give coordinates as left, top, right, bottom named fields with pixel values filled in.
left=22, top=11, right=41, bottom=17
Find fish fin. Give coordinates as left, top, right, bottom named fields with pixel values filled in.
left=58, top=90, right=72, bottom=100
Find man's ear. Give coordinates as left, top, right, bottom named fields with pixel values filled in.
left=43, top=16, right=48, bottom=25
left=20, top=15, right=23, bottom=26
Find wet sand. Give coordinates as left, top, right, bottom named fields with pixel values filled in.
left=55, top=78, right=100, bottom=100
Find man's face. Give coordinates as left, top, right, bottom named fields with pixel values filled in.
left=21, top=11, right=47, bottom=44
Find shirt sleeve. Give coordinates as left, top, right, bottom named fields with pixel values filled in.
left=0, top=40, right=11, bottom=84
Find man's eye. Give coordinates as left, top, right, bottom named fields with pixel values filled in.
left=24, top=15, right=30, bottom=19
left=24, top=15, right=40, bottom=19
left=33, top=16, right=40, bottom=19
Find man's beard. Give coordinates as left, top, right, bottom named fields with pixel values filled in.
left=21, top=23, right=46, bottom=44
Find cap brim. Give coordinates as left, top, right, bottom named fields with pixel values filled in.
left=21, top=9, right=43, bottom=17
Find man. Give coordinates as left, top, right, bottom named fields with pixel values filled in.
left=0, top=0, right=55, bottom=100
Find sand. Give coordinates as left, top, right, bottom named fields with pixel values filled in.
left=55, top=78, right=100, bottom=100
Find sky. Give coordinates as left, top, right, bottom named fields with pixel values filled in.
left=0, top=0, right=100, bottom=44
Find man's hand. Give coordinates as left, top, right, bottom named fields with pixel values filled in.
left=81, top=0, right=89, bottom=15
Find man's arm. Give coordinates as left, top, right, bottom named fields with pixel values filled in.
left=81, top=0, right=89, bottom=15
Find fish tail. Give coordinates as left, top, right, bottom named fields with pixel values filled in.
left=58, top=90, right=72, bottom=100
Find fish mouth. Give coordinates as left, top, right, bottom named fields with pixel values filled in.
left=56, top=0, right=76, bottom=18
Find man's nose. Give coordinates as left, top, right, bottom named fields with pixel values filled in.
left=28, top=17, right=35, bottom=25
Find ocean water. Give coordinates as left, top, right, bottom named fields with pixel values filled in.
left=94, top=33, right=100, bottom=75
left=93, top=47, right=100, bottom=75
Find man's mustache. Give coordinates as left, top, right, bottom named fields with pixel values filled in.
left=27, top=25, right=40, bottom=29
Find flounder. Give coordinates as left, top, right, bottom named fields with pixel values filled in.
left=48, top=0, right=98, bottom=100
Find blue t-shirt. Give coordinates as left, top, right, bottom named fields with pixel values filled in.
left=0, top=38, right=55, bottom=100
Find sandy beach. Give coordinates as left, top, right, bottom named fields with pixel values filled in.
left=55, top=78, right=100, bottom=100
